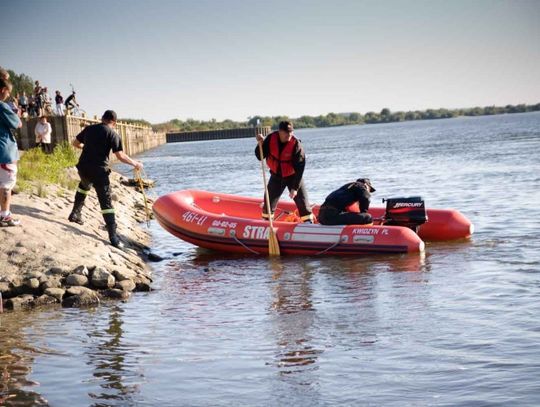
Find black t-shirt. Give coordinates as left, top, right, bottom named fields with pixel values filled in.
left=76, top=123, right=123, bottom=170
left=55, top=94, right=63, bottom=104
left=65, top=94, right=75, bottom=106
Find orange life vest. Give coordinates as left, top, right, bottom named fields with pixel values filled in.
left=266, top=132, right=297, bottom=178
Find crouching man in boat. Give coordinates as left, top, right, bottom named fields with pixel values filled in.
left=318, top=178, right=375, bottom=225
left=68, top=110, right=143, bottom=248
left=255, top=121, right=314, bottom=223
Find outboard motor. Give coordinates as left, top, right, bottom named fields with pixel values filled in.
left=382, top=196, right=428, bottom=232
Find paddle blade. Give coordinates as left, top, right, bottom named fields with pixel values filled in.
left=268, top=228, right=281, bottom=256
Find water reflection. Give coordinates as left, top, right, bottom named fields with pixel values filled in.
left=337, top=251, right=429, bottom=274
left=0, top=312, right=50, bottom=406
left=270, top=259, right=322, bottom=375
left=83, top=306, right=142, bottom=406
left=268, top=252, right=430, bottom=374
left=267, top=258, right=323, bottom=405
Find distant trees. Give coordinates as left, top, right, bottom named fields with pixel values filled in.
left=153, top=103, right=540, bottom=133
left=152, top=117, right=248, bottom=133
left=380, top=108, right=391, bottom=121
left=348, top=112, right=361, bottom=122
left=7, top=69, right=34, bottom=97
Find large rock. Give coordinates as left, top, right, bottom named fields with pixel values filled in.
left=134, top=276, right=152, bottom=292
left=24, top=278, right=41, bottom=290
left=41, top=276, right=63, bottom=290
left=66, top=286, right=96, bottom=297
left=65, top=274, right=89, bottom=287
left=44, top=288, right=65, bottom=301
left=5, top=294, right=35, bottom=310
left=115, top=279, right=136, bottom=292
left=25, top=270, right=44, bottom=280
left=112, top=268, right=137, bottom=281
left=49, top=267, right=69, bottom=277
left=62, top=292, right=100, bottom=308
left=72, top=265, right=89, bottom=277
left=91, top=267, right=115, bottom=289
left=32, top=294, right=59, bottom=307
left=100, top=289, right=131, bottom=301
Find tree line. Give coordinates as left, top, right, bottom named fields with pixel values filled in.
left=154, top=103, right=540, bottom=132
left=7, top=69, right=35, bottom=96
left=7, top=68, right=539, bottom=133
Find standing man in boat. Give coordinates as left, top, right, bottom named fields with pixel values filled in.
left=255, top=120, right=314, bottom=223
left=318, top=178, right=375, bottom=225
left=68, top=109, right=143, bottom=248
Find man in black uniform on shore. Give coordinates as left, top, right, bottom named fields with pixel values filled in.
left=255, top=121, right=313, bottom=223
left=68, top=110, right=143, bottom=248
left=318, top=178, right=375, bottom=225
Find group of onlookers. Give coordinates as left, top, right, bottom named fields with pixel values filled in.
left=6, top=79, right=79, bottom=120
left=0, top=68, right=55, bottom=156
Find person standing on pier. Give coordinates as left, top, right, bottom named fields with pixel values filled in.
left=68, top=109, right=143, bottom=248
left=54, top=90, right=64, bottom=116
left=255, top=120, right=314, bottom=223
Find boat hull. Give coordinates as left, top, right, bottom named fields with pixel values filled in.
left=152, top=190, right=450, bottom=256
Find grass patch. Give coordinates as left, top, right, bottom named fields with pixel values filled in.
left=18, top=142, right=80, bottom=194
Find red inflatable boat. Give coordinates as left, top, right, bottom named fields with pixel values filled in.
left=153, top=190, right=474, bottom=256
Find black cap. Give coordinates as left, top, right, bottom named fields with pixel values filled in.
left=357, top=178, right=375, bottom=192
left=102, top=110, right=117, bottom=122
left=278, top=121, right=293, bottom=133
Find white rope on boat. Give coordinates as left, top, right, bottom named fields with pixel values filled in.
left=232, top=235, right=261, bottom=255
left=315, top=241, right=340, bottom=256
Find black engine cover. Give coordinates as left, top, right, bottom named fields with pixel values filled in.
left=383, top=196, right=428, bottom=231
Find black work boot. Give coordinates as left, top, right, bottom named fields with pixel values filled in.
left=106, top=223, right=124, bottom=249
left=68, top=191, right=86, bottom=225
left=68, top=210, right=84, bottom=225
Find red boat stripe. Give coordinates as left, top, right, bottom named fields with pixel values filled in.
left=154, top=212, right=408, bottom=254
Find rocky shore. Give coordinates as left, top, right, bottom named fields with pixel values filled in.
left=0, top=170, right=154, bottom=312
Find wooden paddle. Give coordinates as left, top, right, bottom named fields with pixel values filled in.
left=258, top=141, right=280, bottom=256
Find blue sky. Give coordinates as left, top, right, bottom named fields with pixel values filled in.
left=2, top=0, right=539, bottom=123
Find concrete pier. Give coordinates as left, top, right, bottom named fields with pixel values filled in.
left=17, top=114, right=166, bottom=157
left=166, top=126, right=271, bottom=143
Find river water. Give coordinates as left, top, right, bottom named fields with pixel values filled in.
left=1, top=113, right=539, bottom=406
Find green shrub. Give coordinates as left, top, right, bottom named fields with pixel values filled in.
left=18, top=142, right=79, bottom=194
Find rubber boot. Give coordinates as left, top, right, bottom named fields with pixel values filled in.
left=103, top=212, right=123, bottom=248
left=106, top=222, right=123, bottom=249
left=68, top=191, right=86, bottom=225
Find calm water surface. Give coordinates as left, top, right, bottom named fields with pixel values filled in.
left=1, top=113, right=539, bottom=406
